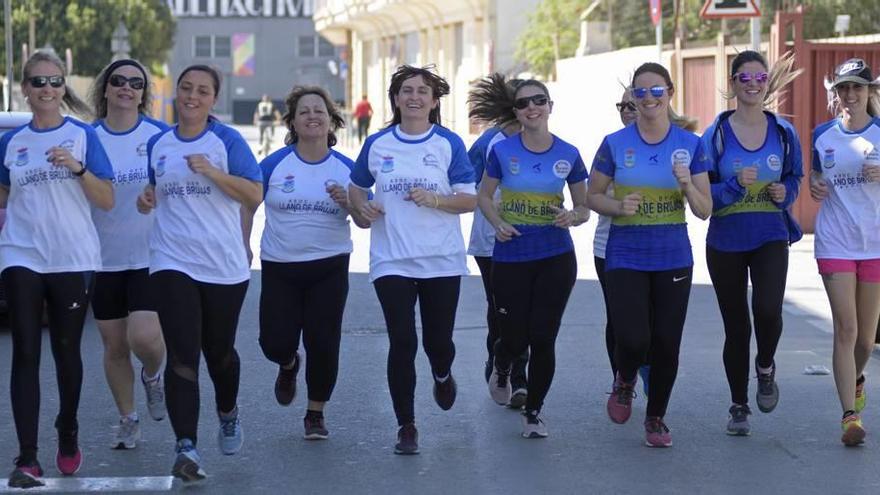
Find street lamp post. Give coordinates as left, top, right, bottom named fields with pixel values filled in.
left=111, top=22, right=130, bottom=61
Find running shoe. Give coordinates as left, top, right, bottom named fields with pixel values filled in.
left=841, top=414, right=866, bottom=447
left=755, top=359, right=779, bottom=413
left=484, top=359, right=493, bottom=384
left=112, top=416, right=141, bottom=450
left=521, top=410, right=548, bottom=439
left=509, top=388, right=528, bottom=409
left=55, top=418, right=82, bottom=476
left=394, top=423, right=419, bottom=455
left=304, top=411, right=329, bottom=440
left=433, top=373, right=457, bottom=410
left=856, top=375, right=866, bottom=414
left=275, top=352, right=300, bottom=406
left=607, top=373, right=636, bottom=424
left=7, top=457, right=44, bottom=488
left=488, top=360, right=512, bottom=406
left=644, top=416, right=673, bottom=448
left=639, top=365, right=651, bottom=398
left=726, top=404, right=751, bottom=436
left=172, top=439, right=206, bottom=483
left=217, top=407, right=243, bottom=455
left=142, top=368, right=166, bottom=421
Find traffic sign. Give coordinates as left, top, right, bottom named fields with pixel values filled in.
left=650, top=0, right=662, bottom=27
left=700, top=0, right=761, bottom=19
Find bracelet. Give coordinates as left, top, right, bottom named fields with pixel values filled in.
left=433, top=193, right=440, bottom=209
left=73, top=162, right=87, bottom=177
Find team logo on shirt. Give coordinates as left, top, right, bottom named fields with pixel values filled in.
left=553, top=160, right=572, bottom=179
left=58, top=139, right=75, bottom=152
left=381, top=156, right=395, bottom=173
left=422, top=153, right=440, bottom=168
left=623, top=148, right=636, bottom=168
left=532, top=162, right=542, bottom=173
left=508, top=157, right=520, bottom=175
left=766, top=154, right=782, bottom=172
left=282, top=174, right=296, bottom=193
left=671, top=149, right=691, bottom=168
left=14, top=147, right=28, bottom=167
left=155, top=155, right=167, bottom=177
left=822, top=148, right=835, bottom=169
left=136, top=143, right=148, bottom=157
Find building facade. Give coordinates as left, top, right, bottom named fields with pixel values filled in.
left=313, top=0, right=540, bottom=136
left=167, top=0, right=345, bottom=123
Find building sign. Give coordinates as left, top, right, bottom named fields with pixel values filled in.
left=233, top=34, right=255, bottom=76
left=166, top=0, right=313, bottom=18
left=700, top=0, right=761, bottom=19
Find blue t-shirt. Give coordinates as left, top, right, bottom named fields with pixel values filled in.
left=592, top=124, right=709, bottom=271
left=486, top=133, right=588, bottom=262
left=468, top=127, right=502, bottom=184
left=702, top=113, right=803, bottom=251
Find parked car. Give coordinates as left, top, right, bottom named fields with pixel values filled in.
left=0, top=112, right=34, bottom=313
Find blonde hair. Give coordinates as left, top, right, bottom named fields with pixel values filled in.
left=22, top=51, right=92, bottom=118
left=89, top=59, right=154, bottom=119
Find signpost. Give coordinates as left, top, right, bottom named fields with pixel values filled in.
left=650, top=0, right=662, bottom=62
left=700, top=0, right=761, bottom=19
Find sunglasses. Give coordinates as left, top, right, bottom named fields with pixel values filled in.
left=733, top=72, right=769, bottom=84
left=513, top=94, right=549, bottom=109
left=109, top=74, right=146, bottom=90
left=28, top=75, right=65, bottom=88
left=616, top=101, right=637, bottom=112
left=632, top=86, right=668, bottom=99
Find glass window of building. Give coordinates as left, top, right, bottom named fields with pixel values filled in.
left=194, top=35, right=212, bottom=57
left=318, top=36, right=335, bottom=57
left=298, top=35, right=316, bottom=57
left=214, top=36, right=231, bottom=58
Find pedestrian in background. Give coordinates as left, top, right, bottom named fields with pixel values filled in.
left=0, top=51, right=114, bottom=488
left=247, top=85, right=368, bottom=440
left=349, top=65, right=476, bottom=455
left=810, top=58, right=880, bottom=446
left=353, top=93, right=373, bottom=144
left=137, top=64, right=262, bottom=482
left=88, top=58, right=169, bottom=451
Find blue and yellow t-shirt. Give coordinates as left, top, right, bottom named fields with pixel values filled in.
left=592, top=124, right=709, bottom=271
left=486, top=134, right=588, bottom=262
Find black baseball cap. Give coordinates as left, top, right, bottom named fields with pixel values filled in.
left=831, top=58, right=875, bottom=87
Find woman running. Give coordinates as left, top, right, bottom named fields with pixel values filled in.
left=89, top=58, right=169, bottom=450
left=467, top=73, right=529, bottom=408
left=136, top=64, right=262, bottom=481
left=349, top=65, right=476, bottom=455
left=0, top=51, right=114, bottom=488
left=702, top=50, right=803, bottom=436
left=251, top=85, right=367, bottom=440
left=482, top=79, right=589, bottom=438
left=810, top=58, right=880, bottom=446
left=588, top=62, right=712, bottom=448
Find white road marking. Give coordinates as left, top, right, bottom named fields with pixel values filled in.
left=0, top=476, right=173, bottom=492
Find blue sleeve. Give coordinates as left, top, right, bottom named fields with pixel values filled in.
left=567, top=152, right=588, bottom=183
left=689, top=139, right=711, bottom=175
left=0, top=132, right=13, bottom=186
left=350, top=137, right=375, bottom=188
left=811, top=129, right=822, bottom=173
left=84, top=126, right=114, bottom=180
left=146, top=133, right=161, bottom=186
left=224, top=133, right=261, bottom=181
left=467, top=136, right=490, bottom=184
left=591, top=138, right=615, bottom=178
left=485, top=148, right=502, bottom=180
left=777, top=125, right=804, bottom=209
left=447, top=135, right=476, bottom=185
left=259, top=147, right=292, bottom=198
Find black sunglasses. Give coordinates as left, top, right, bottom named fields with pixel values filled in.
left=109, top=74, right=146, bottom=90
left=616, top=101, right=637, bottom=112
left=28, top=75, right=65, bottom=88
left=513, top=94, right=549, bottom=109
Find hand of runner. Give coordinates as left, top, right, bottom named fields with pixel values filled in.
left=673, top=164, right=691, bottom=189
left=358, top=200, right=385, bottom=221
left=136, top=185, right=156, bottom=214
left=737, top=166, right=758, bottom=187
left=405, top=187, right=439, bottom=208
left=326, top=182, right=349, bottom=209
left=619, top=192, right=642, bottom=217
left=548, top=206, right=577, bottom=228
left=185, top=154, right=217, bottom=177
left=767, top=182, right=786, bottom=203
left=494, top=221, right=521, bottom=242
left=809, top=175, right=829, bottom=201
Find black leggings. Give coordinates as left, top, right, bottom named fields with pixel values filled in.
left=493, top=252, right=577, bottom=412
left=607, top=267, right=692, bottom=418
left=707, top=241, right=788, bottom=405
left=594, top=256, right=616, bottom=378
left=475, top=256, right=528, bottom=387
left=3, top=267, right=93, bottom=456
left=373, top=275, right=460, bottom=426
left=259, top=255, right=349, bottom=402
left=152, top=270, right=249, bottom=444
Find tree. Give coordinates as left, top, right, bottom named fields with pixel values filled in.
left=1, top=0, right=176, bottom=79
left=515, top=0, right=586, bottom=80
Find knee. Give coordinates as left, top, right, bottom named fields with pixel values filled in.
left=389, top=333, right=418, bottom=360
left=833, top=323, right=858, bottom=347
left=103, top=340, right=131, bottom=362
left=616, top=333, right=650, bottom=359
left=168, top=359, right=198, bottom=383
left=258, top=337, right=290, bottom=365
left=752, top=301, right=781, bottom=327
left=856, top=335, right=876, bottom=356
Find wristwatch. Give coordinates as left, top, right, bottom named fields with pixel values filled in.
left=73, top=162, right=87, bottom=177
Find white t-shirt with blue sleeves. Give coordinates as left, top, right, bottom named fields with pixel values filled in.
left=147, top=120, right=261, bottom=284
left=468, top=128, right=507, bottom=257
left=812, top=117, right=880, bottom=260
left=92, top=115, right=168, bottom=271
left=350, top=124, right=476, bottom=281
left=260, top=146, right=355, bottom=262
left=0, top=117, right=114, bottom=273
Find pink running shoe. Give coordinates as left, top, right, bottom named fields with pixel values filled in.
left=644, top=416, right=672, bottom=448
left=607, top=373, right=636, bottom=424
left=56, top=426, right=82, bottom=475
